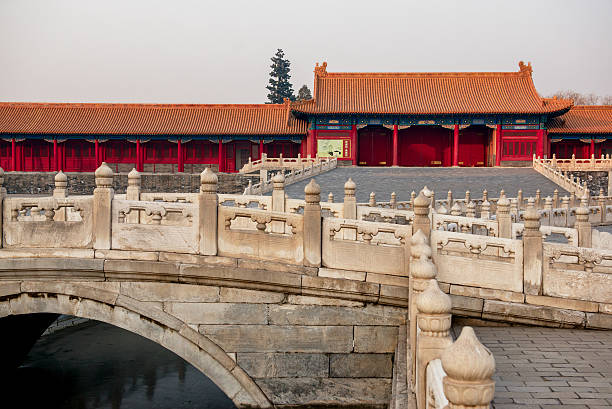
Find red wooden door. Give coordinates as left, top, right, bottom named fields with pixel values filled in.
left=398, top=126, right=451, bottom=166
left=64, top=140, right=96, bottom=172
left=458, top=126, right=488, bottom=167
left=358, top=126, right=392, bottom=166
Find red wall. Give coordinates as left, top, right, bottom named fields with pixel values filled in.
left=457, top=126, right=488, bottom=167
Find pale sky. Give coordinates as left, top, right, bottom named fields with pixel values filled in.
left=1, top=0, right=611, bottom=104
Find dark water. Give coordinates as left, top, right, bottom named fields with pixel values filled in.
left=1, top=320, right=236, bottom=409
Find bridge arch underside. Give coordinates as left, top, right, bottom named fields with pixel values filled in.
left=0, top=282, right=272, bottom=409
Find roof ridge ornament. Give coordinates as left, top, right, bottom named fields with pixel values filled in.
left=314, top=62, right=328, bottom=77
left=518, top=61, right=533, bottom=76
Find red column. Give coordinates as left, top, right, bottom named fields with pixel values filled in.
left=177, top=139, right=184, bottom=172
left=392, top=124, right=399, bottom=166
left=453, top=124, right=459, bottom=166
left=591, top=139, right=595, bottom=157
left=351, top=124, right=358, bottom=166
left=17, top=142, right=24, bottom=171
left=136, top=139, right=142, bottom=172
left=260, top=139, right=264, bottom=159
left=53, top=139, right=58, bottom=171
left=11, top=138, right=16, bottom=171
left=536, top=129, right=544, bottom=158
left=218, top=140, right=224, bottom=172
left=311, top=129, right=318, bottom=158
left=495, top=124, right=502, bottom=166
left=94, top=139, right=99, bottom=167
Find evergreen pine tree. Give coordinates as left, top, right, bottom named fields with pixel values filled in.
left=296, top=85, right=312, bottom=101
left=266, top=49, right=295, bottom=103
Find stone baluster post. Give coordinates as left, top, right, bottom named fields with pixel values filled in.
left=342, top=178, right=357, bottom=240
left=466, top=201, right=476, bottom=218
left=510, top=198, right=518, bottom=222
left=482, top=189, right=488, bottom=203
left=447, top=190, right=453, bottom=209
left=575, top=196, right=592, bottom=248
left=450, top=202, right=462, bottom=217
left=413, top=191, right=431, bottom=238
left=599, top=188, right=606, bottom=224
left=552, top=153, right=557, bottom=166
left=327, top=192, right=334, bottom=203
left=571, top=153, right=576, bottom=166
left=409, top=231, right=437, bottom=389
left=410, top=191, right=416, bottom=211
left=53, top=171, right=68, bottom=221
left=0, top=168, right=5, bottom=247
left=198, top=168, right=218, bottom=255
left=441, top=327, right=496, bottom=409
left=390, top=192, right=397, bottom=209
left=569, top=191, right=576, bottom=208
left=126, top=168, right=141, bottom=224
left=517, top=189, right=523, bottom=211
left=608, top=170, right=612, bottom=197
left=535, top=189, right=541, bottom=209
left=496, top=194, right=511, bottom=239
left=303, top=179, right=322, bottom=267
left=343, top=178, right=356, bottom=219
left=523, top=200, right=543, bottom=294
left=271, top=173, right=286, bottom=233
left=553, top=189, right=559, bottom=208
left=465, top=190, right=470, bottom=206
left=415, top=279, right=453, bottom=409
left=437, top=205, right=448, bottom=215
left=369, top=192, right=376, bottom=207
left=93, top=162, right=114, bottom=250
left=544, top=196, right=553, bottom=225
left=53, top=170, right=67, bottom=198
left=480, top=200, right=491, bottom=219
left=561, top=195, right=570, bottom=226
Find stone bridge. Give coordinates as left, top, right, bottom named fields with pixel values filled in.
left=0, top=164, right=611, bottom=408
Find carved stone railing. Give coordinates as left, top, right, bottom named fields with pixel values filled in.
left=540, top=153, right=612, bottom=171
left=239, top=153, right=324, bottom=173
left=243, top=157, right=337, bottom=195
left=410, top=232, right=496, bottom=409
left=533, top=155, right=589, bottom=196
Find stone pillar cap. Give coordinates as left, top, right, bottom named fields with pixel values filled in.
left=200, top=167, right=218, bottom=185
left=272, top=172, right=285, bottom=184
left=441, top=326, right=495, bottom=382
left=128, top=168, right=141, bottom=180
left=304, top=179, right=320, bottom=195
left=55, top=170, right=67, bottom=183
left=416, top=279, right=451, bottom=314
left=344, top=178, right=356, bottom=191
left=95, top=162, right=113, bottom=179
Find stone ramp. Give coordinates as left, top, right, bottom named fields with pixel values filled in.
left=464, top=326, right=612, bottom=409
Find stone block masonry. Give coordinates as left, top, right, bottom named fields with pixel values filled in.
left=4, top=171, right=251, bottom=195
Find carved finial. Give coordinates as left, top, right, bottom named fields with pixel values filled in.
left=441, top=327, right=496, bottom=408
left=272, top=172, right=285, bottom=189
left=328, top=192, right=334, bottom=203
left=314, top=61, right=328, bottom=77
left=519, top=61, right=533, bottom=76
left=94, top=162, right=113, bottom=188
left=304, top=179, right=321, bottom=204
left=417, top=279, right=452, bottom=315
left=200, top=167, right=218, bottom=193
left=410, top=230, right=432, bottom=260
left=451, top=202, right=462, bottom=216
left=344, top=178, right=356, bottom=196
left=128, top=168, right=141, bottom=186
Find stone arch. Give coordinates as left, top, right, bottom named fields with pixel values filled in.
left=0, top=281, right=272, bottom=409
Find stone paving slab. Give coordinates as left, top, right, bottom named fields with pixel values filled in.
left=281, top=167, right=568, bottom=203
left=458, top=326, right=612, bottom=409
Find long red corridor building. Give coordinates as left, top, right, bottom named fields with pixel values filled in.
left=0, top=61, right=610, bottom=172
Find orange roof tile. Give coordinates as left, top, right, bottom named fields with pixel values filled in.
left=0, top=102, right=307, bottom=136
left=292, top=61, right=573, bottom=116
left=547, top=105, right=612, bottom=134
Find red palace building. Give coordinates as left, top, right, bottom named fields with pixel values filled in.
left=0, top=61, right=610, bottom=172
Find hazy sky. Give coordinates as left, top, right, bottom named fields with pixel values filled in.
left=1, top=0, right=611, bottom=104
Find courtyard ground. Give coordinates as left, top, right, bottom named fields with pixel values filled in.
left=282, top=167, right=568, bottom=203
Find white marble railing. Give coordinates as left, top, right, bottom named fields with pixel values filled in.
left=533, top=156, right=590, bottom=196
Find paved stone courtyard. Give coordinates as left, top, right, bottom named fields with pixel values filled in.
left=283, top=167, right=569, bottom=202
left=465, top=326, right=612, bottom=409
